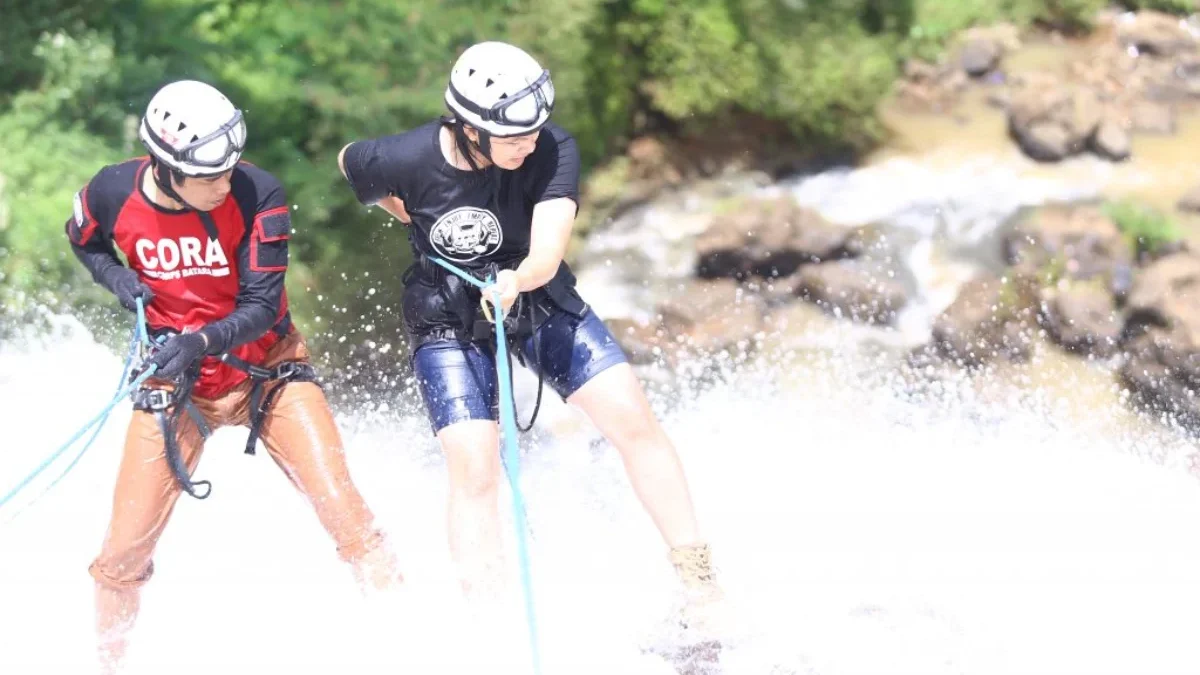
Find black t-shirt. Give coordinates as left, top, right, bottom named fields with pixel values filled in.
left=341, top=120, right=584, bottom=341
left=342, top=120, right=580, bottom=267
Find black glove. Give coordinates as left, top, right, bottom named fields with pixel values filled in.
left=104, top=268, right=155, bottom=312
left=149, top=332, right=210, bottom=379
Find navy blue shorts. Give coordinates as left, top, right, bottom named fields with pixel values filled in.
left=411, top=307, right=629, bottom=433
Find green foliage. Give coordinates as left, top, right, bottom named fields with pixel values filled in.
left=899, top=0, right=1106, bottom=61
left=0, top=30, right=127, bottom=314
left=1102, top=199, right=1185, bottom=256
left=515, top=0, right=910, bottom=159
left=900, top=0, right=1016, bottom=60
left=0, top=0, right=1146, bottom=376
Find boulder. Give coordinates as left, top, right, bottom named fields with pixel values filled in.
left=794, top=259, right=910, bottom=326
left=1039, top=283, right=1123, bottom=357
left=928, top=274, right=1041, bottom=367
left=1007, top=79, right=1102, bottom=161
left=694, top=197, right=853, bottom=279
left=1117, top=11, right=1197, bottom=58
left=657, top=279, right=769, bottom=354
left=1119, top=251, right=1200, bottom=430
left=1003, top=205, right=1135, bottom=298
left=1090, top=117, right=1132, bottom=161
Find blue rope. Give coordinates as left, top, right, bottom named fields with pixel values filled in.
left=429, top=256, right=542, bottom=674
left=0, top=299, right=156, bottom=517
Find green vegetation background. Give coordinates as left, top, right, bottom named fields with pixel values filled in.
left=0, top=0, right=1184, bottom=383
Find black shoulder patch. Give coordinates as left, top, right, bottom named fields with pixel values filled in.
left=257, top=208, right=291, bottom=241
left=251, top=206, right=290, bottom=272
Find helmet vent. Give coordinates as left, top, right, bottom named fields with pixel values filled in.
left=485, top=78, right=494, bottom=87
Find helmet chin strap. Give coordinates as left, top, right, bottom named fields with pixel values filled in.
left=475, top=130, right=494, bottom=163
left=151, top=160, right=191, bottom=209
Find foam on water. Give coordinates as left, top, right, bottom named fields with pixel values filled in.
left=3, top=309, right=1200, bottom=675
left=4, top=152, right=1200, bottom=674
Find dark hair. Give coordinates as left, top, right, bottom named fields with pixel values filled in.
left=439, top=116, right=489, bottom=173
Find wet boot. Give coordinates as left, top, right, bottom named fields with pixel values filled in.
left=669, top=543, right=726, bottom=637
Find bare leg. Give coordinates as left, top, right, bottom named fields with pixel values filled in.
left=567, top=362, right=725, bottom=634
left=436, top=419, right=505, bottom=599
left=567, top=363, right=702, bottom=548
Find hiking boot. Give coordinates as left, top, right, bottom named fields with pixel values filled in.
left=669, top=543, right=726, bottom=636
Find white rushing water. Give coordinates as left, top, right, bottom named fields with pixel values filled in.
left=3, top=151, right=1200, bottom=675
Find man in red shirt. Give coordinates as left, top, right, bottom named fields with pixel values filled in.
left=66, top=80, right=402, bottom=671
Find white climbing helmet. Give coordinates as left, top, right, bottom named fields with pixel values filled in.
left=444, top=41, right=555, bottom=137
left=138, top=80, right=247, bottom=176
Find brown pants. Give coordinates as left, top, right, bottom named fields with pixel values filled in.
left=88, top=330, right=386, bottom=590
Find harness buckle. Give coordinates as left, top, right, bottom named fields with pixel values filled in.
left=143, top=389, right=173, bottom=411
left=273, top=361, right=299, bottom=380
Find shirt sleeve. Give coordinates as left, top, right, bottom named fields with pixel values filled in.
left=341, top=136, right=407, bottom=206
left=527, top=126, right=581, bottom=206
left=199, top=167, right=290, bottom=355
left=66, top=177, right=128, bottom=293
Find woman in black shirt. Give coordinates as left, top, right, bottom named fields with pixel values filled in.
left=338, top=41, right=722, bottom=626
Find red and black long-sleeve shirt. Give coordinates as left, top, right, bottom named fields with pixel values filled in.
left=66, top=157, right=294, bottom=398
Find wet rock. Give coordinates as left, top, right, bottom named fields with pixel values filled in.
left=1003, top=205, right=1135, bottom=299
left=896, top=59, right=970, bottom=113
left=1007, top=79, right=1102, bottom=161
left=960, top=39, right=1003, bottom=77
left=928, top=274, right=1042, bottom=367
left=958, top=23, right=1023, bottom=77
left=1016, top=122, right=1074, bottom=161
left=1119, top=251, right=1200, bottom=430
left=1119, top=347, right=1200, bottom=431
left=794, top=259, right=910, bottom=326
left=657, top=279, right=768, bottom=354
left=1075, top=38, right=1200, bottom=105
left=694, top=196, right=853, bottom=279
left=1120, top=325, right=1200, bottom=431
left=746, top=274, right=807, bottom=304
left=1126, top=251, right=1200, bottom=332
left=1117, top=11, right=1197, bottom=58
left=1039, top=282, right=1123, bottom=357
left=1091, top=117, right=1132, bottom=160
left=840, top=223, right=891, bottom=259
left=789, top=215, right=858, bottom=265
left=607, top=280, right=771, bottom=365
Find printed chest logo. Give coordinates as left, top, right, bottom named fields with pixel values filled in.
left=134, top=237, right=230, bottom=280
left=428, top=207, right=503, bottom=262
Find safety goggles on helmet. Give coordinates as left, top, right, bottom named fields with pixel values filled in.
left=451, top=70, right=555, bottom=133
left=145, top=109, right=247, bottom=173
